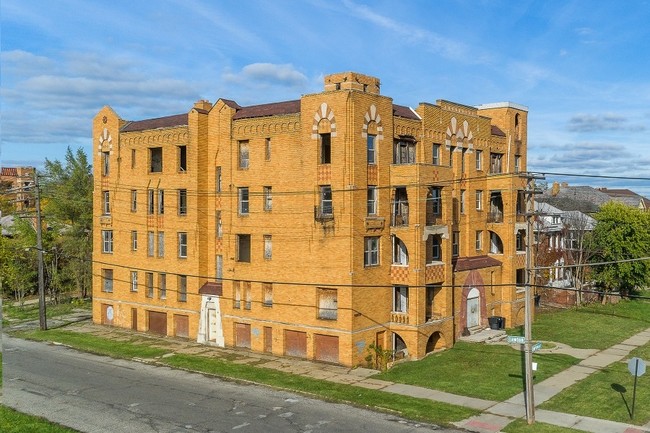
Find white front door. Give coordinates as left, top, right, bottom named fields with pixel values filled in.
left=207, top=308, right=217, bottom=341
left=466, top=288, right=480, bottom=328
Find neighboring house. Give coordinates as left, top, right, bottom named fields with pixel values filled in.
left=0, top=166, right=35, bottom=212
left=92, top=71, right=530, bottom=367
left=534, top=201, right=596, bottom=306
left=0, top=213, right=15, bottom=237
left=597, top=188, right=650, bottom=212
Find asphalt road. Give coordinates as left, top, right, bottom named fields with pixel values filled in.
left=3, top=336, right=464, bottom=433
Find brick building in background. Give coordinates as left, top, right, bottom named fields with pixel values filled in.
left=92, top=72, right=529, bottom=366
left=0, top=166, right=35, bottom=212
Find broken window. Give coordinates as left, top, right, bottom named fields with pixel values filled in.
left=237, top=234, right=251, bottom=262
left=178, top=145, right=187, bottom=171
left=320, top=133, right=331, bottom=164
left=393, top=137, right=416, bottom=164
left=239, top=140, right=249, bottom=169
left=490, top=152, right=503, bottom=174
left=150, top=147, right=163, bottom=173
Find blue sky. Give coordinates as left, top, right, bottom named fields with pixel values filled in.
left=2, top=0, right=650, bottom=197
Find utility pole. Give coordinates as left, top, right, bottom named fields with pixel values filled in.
left=35, top=170, right=47, bottom=330
left=523, top=171, right=544, bottom=424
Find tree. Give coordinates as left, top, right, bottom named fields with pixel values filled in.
left=40, top=147, right=93, bottom=300
left=588, top=202, right=650, bottom=299
left=562, top=211, right=596, bottom=305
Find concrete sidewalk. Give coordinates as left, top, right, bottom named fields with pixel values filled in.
left=11, top=316, right=650, bottom=433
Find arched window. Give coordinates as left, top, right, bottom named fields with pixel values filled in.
left=392, top=235, right=409, bottom=265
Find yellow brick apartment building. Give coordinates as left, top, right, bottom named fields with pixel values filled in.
left=92, top=72, right=529, bottom=367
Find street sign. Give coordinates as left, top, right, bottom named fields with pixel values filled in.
left=507, top=336, right=526, bottom=345
left=628, top=357, right=646, bottom=377
left=532, top=342, right=543, bottom=352
left=628, top=357, right=646, bottom=420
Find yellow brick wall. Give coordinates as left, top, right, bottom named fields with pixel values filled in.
left=92, top=73, right=529, bottom=367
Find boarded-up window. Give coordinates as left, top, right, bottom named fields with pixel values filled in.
left=264, top=326, right=272, bottom=353
left=284, top=330, right=307, bottom=358
left=148, top=311, right=167, bottom=335
left=235, top=323, right=251, bottom=349
left=174, top=314, right=189, bottom=338
left=314, top=334, right=339, bottom=363
left=263, top=283, right=273, bottom=307
left=233, top=281, right=241, bottom=309
left=101, top=304, right=114, bottom=325
left=244, top=281, right=252, bottom=310
left=318, top=288, right=337, bottom=320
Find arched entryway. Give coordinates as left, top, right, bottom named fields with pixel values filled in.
left=392, top=332, right=408, bottom=360
left=425, top=331, right=445, bottom=354
left=466, top=287, right=480, bottom=329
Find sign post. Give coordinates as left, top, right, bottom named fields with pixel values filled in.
left=627, top=357, right=646, bottom=419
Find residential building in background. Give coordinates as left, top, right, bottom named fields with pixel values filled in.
left=92, top=72, right=529, bottom=366
left=0, top=166, right=35, bottom=212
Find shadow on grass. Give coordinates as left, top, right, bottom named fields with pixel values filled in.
left=611, top=383, right=631, bottom=418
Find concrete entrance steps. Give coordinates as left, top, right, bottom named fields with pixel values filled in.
left=460, top=327, right=507, bottom=344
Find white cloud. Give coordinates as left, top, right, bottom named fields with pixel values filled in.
left=223, top=63, right=309, bottom=90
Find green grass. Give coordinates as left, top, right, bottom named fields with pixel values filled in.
left=0, top=407, right=80, bottom=433
left=540, top=341, right=650, bottom=425
left=503, top=419, right=583, bottom=432
left=509, top=298, right=650, bottom=349
left=375, top=342, right=579, bottom=400
left=13, top=328, right=477, bottom=425
left=162, top=353, right=478, bottom=425
left=15, top=329, right=169, bottom=360
left=3, top=299, right=91, bottom=323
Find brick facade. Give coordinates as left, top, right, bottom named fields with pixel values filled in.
left=92, top=72, right=528, bottom=367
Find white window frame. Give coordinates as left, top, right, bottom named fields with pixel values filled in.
left=131, top=190, right=137, bottom=212
left=178, top=232, right=188, bottom=258
left=159, top=273, right=167, bottom=299
left=476, top=149, right=483, bottom=171
left=102, top=230, right=113, bottom=253
left=238, top=187, right=249, bottom=215
left=130, top=271, right=138, bottom=292
left=393, top=286, right=408, bottom=313
left=476, top=190, right=483, bottom=210
left=157, top=189, right=164, bottom=214
left=263, top=186, right=272, bottom=211
left=433, top=143, right=441, bottom=165
left=367, top=186, right=378, bottom=215
left=264, top=234, right=272, bottom=260
left=364, top=236, right=379, bottom=267
left=367, top=134, right=376, bottom=164
left=476, top=230, right=483, bottom=251
left=102, top=191, right=110, bottom=215
left=178, top=189, right=187, bottom=216
left=131, top=230, right=138, bottom=251
left=178, top=275, right=187, bottom=302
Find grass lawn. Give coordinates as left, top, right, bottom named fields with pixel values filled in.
left=375, top=342, right=578, bottom=401
left=510, top=298, right=650, bottom=350
left=0, top=407, right=80, bottom=433
left=163, top=354, right=477, bottom=425
left=540, top=341, right=650, bottom=425
left=14, top=329, right=478, bottom=426
left=15, top=329, right=169, bottom=360
left=2, top=299, right=90, bottom=325
left=503, top=419, right=583, bottom=432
